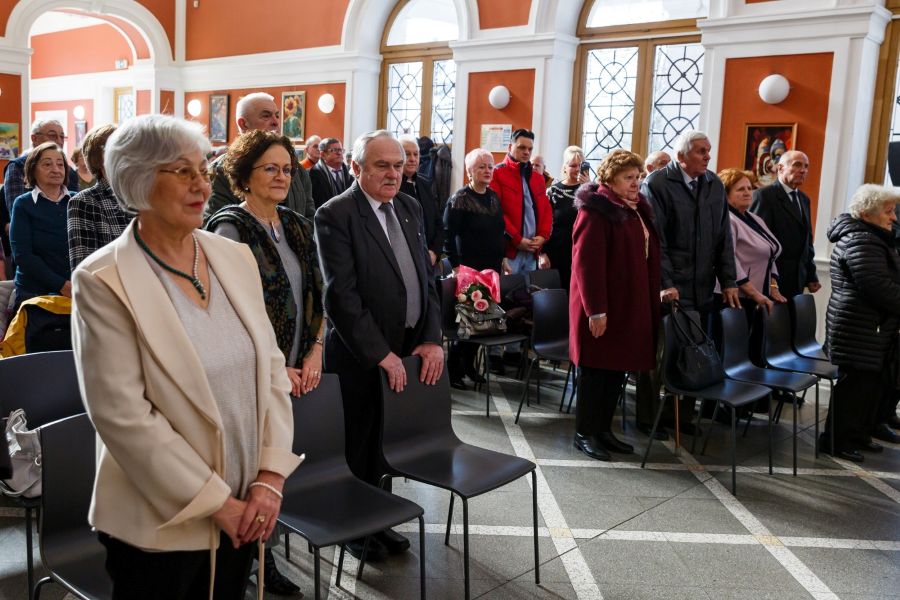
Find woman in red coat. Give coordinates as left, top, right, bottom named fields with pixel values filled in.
left=570, top=150, right=662, bottom=461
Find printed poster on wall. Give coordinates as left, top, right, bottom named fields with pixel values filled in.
left=480, top=124, right=512, bottom=153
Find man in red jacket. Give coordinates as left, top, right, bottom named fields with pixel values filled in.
left=490, top=129, right=553, bottom=273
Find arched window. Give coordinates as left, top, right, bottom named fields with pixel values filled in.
left=574, top=0, right=708, bottom=168
left=866, top=0, right=900, bottom=184
left=379, top=0, right=458, bottom=144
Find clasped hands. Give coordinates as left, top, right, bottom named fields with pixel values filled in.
left=213, top=470, right=285, bottom=549
left=379, top=343, right=444, bottom=393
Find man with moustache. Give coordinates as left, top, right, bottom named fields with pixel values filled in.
left=203, top=92, right=315, bottom=222
left=314, top=130, right=443, bottom=560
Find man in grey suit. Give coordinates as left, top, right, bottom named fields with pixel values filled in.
left=751, top=150, right=821, bottom=299
left=315, top=130, right=443, bottom=560
left=203, top=92, right=315, bottom=222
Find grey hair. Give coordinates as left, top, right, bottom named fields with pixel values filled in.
left=778, top=150, right=807, bottom=167
left=30, top=119, right=62, bottom=136
left=464, top=147, right=493, bottom=172
left=848, top=184, right=900, bottom=219
left=235, top=92, right=275, bottom=124
left=318, top=137, right=340, bottom=153
left=305, top=134, right=321, bottom=147
left=104, top=114, right=211, bottom=214
left=352, top=130, right=404, bottom=167
left=672, top=130, right=709, bottom=158
left=398, top=134, right=419, bottom=147
left=645, top=150, right=671, bottom=169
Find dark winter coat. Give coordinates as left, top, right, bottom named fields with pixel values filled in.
left=569, top=183, right=661, bottom=371
left=825, top=213, right=900, bottom=372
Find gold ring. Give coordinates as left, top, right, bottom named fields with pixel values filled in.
left=257, top=515, right=267, bottom=523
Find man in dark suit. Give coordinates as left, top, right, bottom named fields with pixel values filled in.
left=399, top=135, right=443, bottom=266
left=310, top=137, right=353, bottom=208
left=315, top=130, right=443, bottom=560
left=751, top=150, right=821, bottom=299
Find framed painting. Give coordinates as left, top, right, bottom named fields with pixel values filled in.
left=0, top=123, right=20, bottom=159
left=743, top=123, right=797, bottom=187
left=209, top=94, right=229, bottom=143
left=281, top=91, right=306, bottom=142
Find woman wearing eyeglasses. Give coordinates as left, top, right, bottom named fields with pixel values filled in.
left=71, top=115, right=303, bottom=599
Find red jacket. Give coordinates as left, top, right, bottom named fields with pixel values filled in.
left=490, top=154, right=553, bottom=258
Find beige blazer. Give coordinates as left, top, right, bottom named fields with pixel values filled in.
left=71, top=220, right=303, bottom=552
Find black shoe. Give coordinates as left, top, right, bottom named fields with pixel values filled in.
left=872, top=423, right=900, bottom=444
left=597, top=431, right=634, bottom=454
left=887, top=415, right=900, bottom=430
left=450, top=377, right=468, bottom=391
left=344, top=537, right=387, bottom=562
left=818, top=435, right=865, bottom=463
left=636, top=422, right=669, bottom=440
left=263, top=548, right=302, bottom=596
left=857, top=439, right=884, bottom=453
left=574, top=433, right=611, bottom=461
left=465, top=370, right=486, bottom=384
left=374, top=529, right=410, bottom=554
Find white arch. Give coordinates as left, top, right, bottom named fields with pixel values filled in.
left=3, top=0, right=172, bottom=67
left=533, top=0, right=582, bottom=36
left=342, top=0, right=472, bottom=55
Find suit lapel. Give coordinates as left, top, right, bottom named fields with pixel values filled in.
left=354, top=187, right=403, bottom=281
left=103, top=222, right=223, bottom=429
left=774, top=184, right=804, bottom=227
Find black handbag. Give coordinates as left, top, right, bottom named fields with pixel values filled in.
left=669, top=303, right=724, bottom=390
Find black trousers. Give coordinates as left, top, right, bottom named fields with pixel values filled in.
left=876, top=388, right=900, bottom=425
left=824, top=366, right=886, bottom=450
left=448, top=341, right=477, bottom=379
left=98, top=532, right=254, bottom=600
left=576, top=366, right=625, bottom=436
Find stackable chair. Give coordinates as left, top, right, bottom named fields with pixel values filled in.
left=524, top=268, right=561, bottom=290
left=718, top=308, right=818, bottom=475
left=380, top=357, right=539, bottom=600
left=0, top=350, right=85, bottom=598
left=33, top=413, right=111, bottom=600
left=277, top=375, right=426, bottom=600
left=515, top=289, right=573, bottom=423
left=790, top=294, right=830, bottom=361
left=642, top=312, right=771, bottom=494
left=758, top=303, right=839, bottom=457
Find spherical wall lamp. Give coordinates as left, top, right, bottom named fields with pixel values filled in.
left=758, top=74, right=790, bottom=105
left=488, top=85, right=510, bottom=110
left=317, top=93, right=335, bottom=114
left=187, top=99, right=202, bottom=118
left=73, top=105, right=86, bottom=120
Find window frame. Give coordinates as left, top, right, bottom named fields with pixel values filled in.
left=864, top=3, right=900, bottom=183
left=113, top=86, right=135, bottom=125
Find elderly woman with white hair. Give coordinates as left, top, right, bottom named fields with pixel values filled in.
left=443, top=147, right=505, bottom=389
left=71, top=114, right=302, bottom=599
left=823, top=184, right=900, bottom=463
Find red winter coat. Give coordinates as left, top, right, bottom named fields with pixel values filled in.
left=569, top=183, right=661, bottom=371
left=490, top=154, right=553, bottom=258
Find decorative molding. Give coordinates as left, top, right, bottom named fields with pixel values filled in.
left=450, top=32, right=578, bottom=64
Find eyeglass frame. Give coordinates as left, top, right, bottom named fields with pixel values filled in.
left=251, top=163, right=295, bottom=178
left=158, top=165, right=212, bottom=183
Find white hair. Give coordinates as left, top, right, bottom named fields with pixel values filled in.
left=464, top=148, right=493, bottom=172
left=104, top=114, right=211, bottom=214
left=398, top=134, right=419, bottom=147
left=672, top=130, right=709, bottom=158
left=645, top=150, right=671, bottom=169
left=30, top=119, right=62, bottom=136
left=848, top=184, right=900, bottom=219
left=235, top=92, right=275, bottom=125
left=352, top=130, right=404, bottom=167
left=305, top=134, right=321, bottom=147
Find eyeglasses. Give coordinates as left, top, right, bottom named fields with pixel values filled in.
left=38, top=131, right=66, bottom=141
left=158, top=166, right=212, bottom=183
left=252, top=164, right=294, bottom=178
left=325, top=147, right=344, bottom=154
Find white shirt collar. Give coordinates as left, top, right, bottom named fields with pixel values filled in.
left=31, top=185, right=68, bottom=204
left=779, top=179, right=798, bottom=195
left=677, top=163, right=698, bottom=187
left=361, top=188, right=394, bottom=212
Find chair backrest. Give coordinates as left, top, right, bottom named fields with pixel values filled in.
left=531, top=289, right=568, bottom=350
left=439, top=277, right=458, bottom=335
left=500, top=273, right=526, bottom=299
left=39, top=413, right=94, bottom=552
left=440, top=257, right=452, bottom=277
left=525, top=269, right=561, bottom=290
left=380, top=356, right=457, bottom=463
left=760, top=302, right=796, bottom=362
left=0, top=350, right=83, bottom=428
left=283, top=374, right=355, bottom=495
left=718, top=307, right=752, bottom=373
left=790, top=294, right=818, bottom=349
left=661, top=311, right=723, bottom=393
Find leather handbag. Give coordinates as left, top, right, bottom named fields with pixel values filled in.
left=0, top=409, right=42, bottom=498
left=669, top=303, right=724, bottom=390
left=455, top=302, right=507, bottom=339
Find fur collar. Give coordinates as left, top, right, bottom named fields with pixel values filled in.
left=574, top=182, right=654, bottom=224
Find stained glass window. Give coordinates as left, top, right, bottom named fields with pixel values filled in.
left=386, top=61, right=423, bottom=137
left=114, top=88, right=135, bottom=124
left=648, top=43, right=704, bottom=155
left=582, top=47, right=639, bottom=165
left=430, top=59, right=456, bottom=144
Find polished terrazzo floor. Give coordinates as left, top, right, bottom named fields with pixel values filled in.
left=1, top=366, right=898, bottom=599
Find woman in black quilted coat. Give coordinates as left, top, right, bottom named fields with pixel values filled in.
left=824, top=184, right=900, bottom=462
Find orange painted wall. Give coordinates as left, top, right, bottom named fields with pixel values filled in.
left=159, top=90, right=175, bottom=115
left=477, top=0, right=531, bottom=29
left=136, top=90, right=151, bottom=115
left=465, top=69, right=535, bottom=163
left=717, top=53, right=833, bottom=227
left=30, top=99, right=94, bottom=150
left=0, top=1, right=17, bottom=38
left=184, top=84, right=346, bottom=145
left=31, top=24, right=133, bottom=78
left=0, top=72, right=22, bottom=170
left=185, top=0, right=349, bottom=60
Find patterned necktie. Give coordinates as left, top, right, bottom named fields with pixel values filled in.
left=379, top=202, right=422, bottom=327
left=331, top=169, right=344, bottom=190
left=689, top=179, right=698, bottom=196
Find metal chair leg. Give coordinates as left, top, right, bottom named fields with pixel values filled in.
left=742, top=412, right=753, bottom=438
left=356, top=536, right=372, bottom=580
left=462, top=498, right=471, bottom=600
left=418, top=515, right=427, bottom=600
left=314, top=546, right=321, bottom=600
left=444, top=492, right=455, bottom=546
left=284, top=531, right=291, bottom=561
left=516, top=358, right=536, bottom=424
left=336, top=544, right=345, bottom=589
left=731, top=406, right=738, bottom=495
left=828, top=379, right=834, bottom=460
left=641, top=393, right=669, bottom=468
left=535, top=357, right=541, bottom=405
left=532, top=470, right=540, bottom=585
left=792, top=392, right=799, bottom=476
left=768, top=392, right=774, bottom=475
left=814, top=379, right=821, bottom=457
left=26, top=506, right=33, bottom=600
left=484, top=350, right=492, bottom=418
left=559, top=364, right=573, bottom=412
left=32, top=576, right=52, bottom=600
left=701, top=402, right=719, bottom=456
left=566, top=368, right=579, bottom=414
left=692, top=400, right=707, bottom=454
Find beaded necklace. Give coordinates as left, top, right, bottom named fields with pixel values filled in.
left=242, top=202, right=281, bottom=242
left=133, top=227, right=207, bottom=300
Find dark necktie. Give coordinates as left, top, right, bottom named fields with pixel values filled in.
left=379, top=203, right=421, bottom=327
left=689, top=179, right=698, bottom=195
left=790, top=190, right=802, bottom=219
left=331, top=169, right=344, bottom=191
